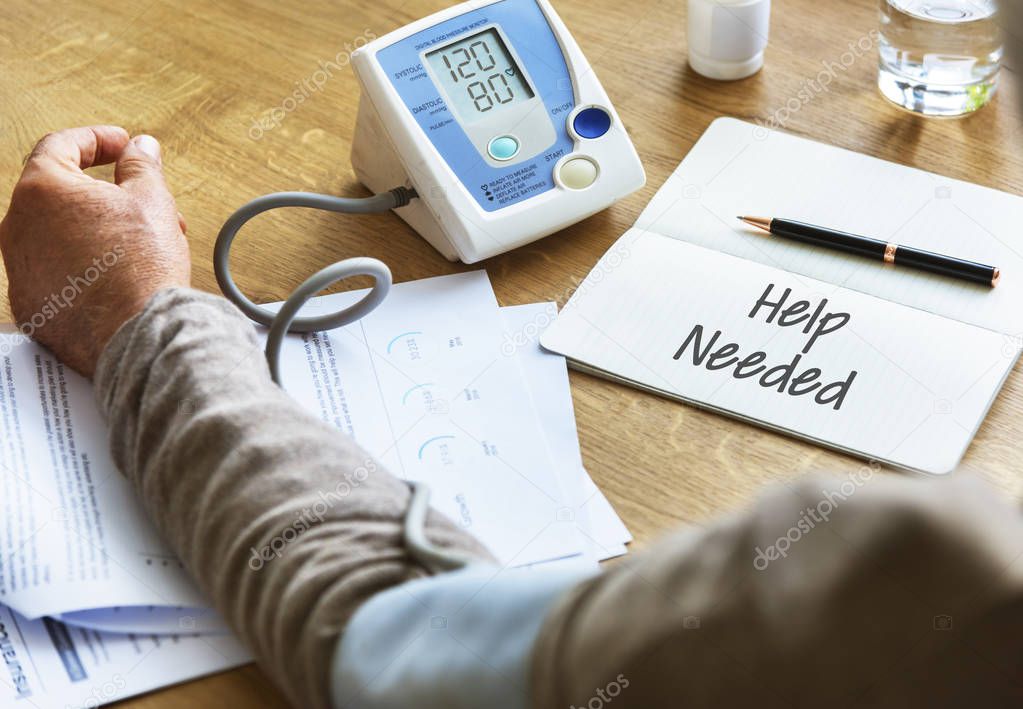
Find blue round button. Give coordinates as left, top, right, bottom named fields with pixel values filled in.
left=488, top=135, right=520, bottom=161
left=573, top=107, right=612, bottom=139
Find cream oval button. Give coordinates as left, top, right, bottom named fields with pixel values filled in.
left=558, top=157, right=598, bottom=190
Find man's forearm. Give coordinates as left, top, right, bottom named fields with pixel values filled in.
left=94, top=288, right=493, bottom=708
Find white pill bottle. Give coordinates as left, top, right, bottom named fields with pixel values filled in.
left=687, top=0, right=771, bottom=80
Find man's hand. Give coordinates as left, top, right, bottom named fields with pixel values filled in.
left=0, top=126, right=190, bottom=377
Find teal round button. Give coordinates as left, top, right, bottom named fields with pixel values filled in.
left=488, top=135, right=520, bottom=161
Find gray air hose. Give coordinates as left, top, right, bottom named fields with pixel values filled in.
left=214, top=186, right=474, bottom=572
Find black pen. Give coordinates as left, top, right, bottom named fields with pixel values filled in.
left=738, top=216, right=1001, bottom=288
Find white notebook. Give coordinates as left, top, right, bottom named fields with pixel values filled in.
left=541, top=118, right=1023, bottom=474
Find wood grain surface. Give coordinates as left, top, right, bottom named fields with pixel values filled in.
left=1, top=0, right=1021, bottom=706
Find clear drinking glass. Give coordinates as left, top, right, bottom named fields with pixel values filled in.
left=878, top=0, right=1003, bottom=116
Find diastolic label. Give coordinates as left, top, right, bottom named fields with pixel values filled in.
left=424, top=27, right=534, bottom=124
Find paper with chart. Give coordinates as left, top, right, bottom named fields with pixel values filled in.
left=270, top=272, right=590, bottom=565
left=541, top=119, right=1023, bottom=474
left=275, top=292, right=628, bottom=565
left=0, top=603, right=249, bottom=708
left=0, top=271, right=628, bottom=624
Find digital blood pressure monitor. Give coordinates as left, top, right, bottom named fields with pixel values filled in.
left=217, top=0, right=645, bottom=381
left=350, top=0, right=646, bottom=262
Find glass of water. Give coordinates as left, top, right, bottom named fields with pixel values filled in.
left=878, top=0, right=1003, bottom=116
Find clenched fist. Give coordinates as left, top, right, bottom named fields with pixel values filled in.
left=1, top=126, right=191, bottom=376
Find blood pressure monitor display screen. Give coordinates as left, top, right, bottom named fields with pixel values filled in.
left=425, top=28, right=534, bottom=124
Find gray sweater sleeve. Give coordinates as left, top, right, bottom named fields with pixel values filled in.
left=93, top=288, right=494, bottom=708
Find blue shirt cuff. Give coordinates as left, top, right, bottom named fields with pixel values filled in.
left=330, top=563, right=593, bottom=709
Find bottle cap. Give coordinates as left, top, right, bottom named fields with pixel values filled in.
left=687, top=0, right=771, bottom=81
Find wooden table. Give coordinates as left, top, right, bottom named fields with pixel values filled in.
left=1, top=0, right=1021, bottom=705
